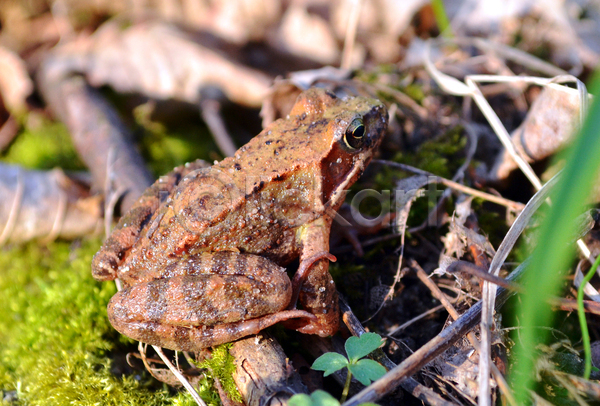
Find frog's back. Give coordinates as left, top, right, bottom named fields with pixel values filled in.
left=93, top=87, right=387, bottom=283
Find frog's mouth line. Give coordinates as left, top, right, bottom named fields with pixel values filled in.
left=322, top=154, right=371, bottom=220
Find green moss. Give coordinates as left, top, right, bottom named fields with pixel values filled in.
left=394, top=126, right=466, bottom=179
left=1, top=118, right=85, bottom=171
left=198, top=344, right=241, bottom=404
left=134, top=102, right=218, bottom=177
left=0, top=239, right=194, bottom=405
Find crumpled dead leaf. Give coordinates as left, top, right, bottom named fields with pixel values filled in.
left=0, top=164, right=101, bottom=244
left=489, top=85, right=582, bottom=181
left=84, top=21, right=272, bottom=107
left=42, top=20, right=272, bottom=108
left=277, top=5, right=340, bottom=65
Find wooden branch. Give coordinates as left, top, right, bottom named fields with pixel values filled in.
left=230, top=333, right=308, bottom=406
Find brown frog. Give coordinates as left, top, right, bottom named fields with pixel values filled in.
left=92, top=88, right=387, bottom=352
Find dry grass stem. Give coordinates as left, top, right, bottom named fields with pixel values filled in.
left=152, top=345, right=206, bottom=406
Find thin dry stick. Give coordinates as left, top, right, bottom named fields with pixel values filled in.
left=412, top=261, right=517, bottom=406
left=371, top=83, right=428, bottom=119
left=387, top=303, right=447, bottom=336
left=373, top=160, right=525, bottom=211
left=199, top=97, right=237, bottom=157
left=446, top=262, right=600, bottom=315
left=340, top=299, right=457, bottom=406
left=340, top=0, right=361, bottom=70
left=153, top=346, right=207, bottom=406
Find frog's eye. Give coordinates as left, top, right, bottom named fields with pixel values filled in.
left=344, top=118, right=365, bottom=150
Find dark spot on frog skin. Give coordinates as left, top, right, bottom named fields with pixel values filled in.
left=307, top=119, right=328, bottom=133
left=265, top=140, right=272, bottom=145
left=246, top=181, right=266, bottom=197
left=234, top=163, right=242, bottom=171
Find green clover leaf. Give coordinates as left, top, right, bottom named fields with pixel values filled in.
left=348, top=359, right=387, bottom=386
left=345, top=332, right=384, bottom=363
left=312, top=352, right=349, bottom=376
left=288, top=390, right=340, bottom=406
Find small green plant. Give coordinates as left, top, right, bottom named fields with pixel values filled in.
left=311, top=332, right=386, bottom=403
left=288, top=390, right=379, bottom=406
left=288, top=390, right=342, bottom=406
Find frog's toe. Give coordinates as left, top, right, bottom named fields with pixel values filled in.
left=91, top=252, right=118, bottom=281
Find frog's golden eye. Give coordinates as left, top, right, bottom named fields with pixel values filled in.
left=344, top=118, right=365, bottom=150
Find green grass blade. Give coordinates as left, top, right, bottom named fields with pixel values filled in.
left=577, top=255, right=600, bottom=379
left=431, top=0, right=453, bottom=38
left=511, top=75, right=600, bottom=402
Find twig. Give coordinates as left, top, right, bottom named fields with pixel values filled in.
left=387, top=303, right=447, bottom=336
left=371, top=83, right=428, bottom=119
left=152, top=345, right=207, bottom=406
left=199, top=91, right=237, bottom=157
left=342, top=261, right=527, bottom=406
left=446, top=261, right=522, bottom=292
left=373, top=160, right=525, bottom=211
left=340, top=298, right=457, bottom=406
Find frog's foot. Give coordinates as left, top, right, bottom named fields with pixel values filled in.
left=283, top=251, right=340, bottom=337
left=288, top=251, right=336, bottom=310
left=281, top=301, right=339, bottom=337
left=109, top=310, right=315, bottom=352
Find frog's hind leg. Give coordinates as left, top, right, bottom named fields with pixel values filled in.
left=106, top=251, right=315, bottom=351
left=110, top=309, right=315, bottom=352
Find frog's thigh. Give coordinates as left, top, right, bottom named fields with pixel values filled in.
left=112, top=254, right=292, bottom=322
left=107, top=253, right=312, bottom=351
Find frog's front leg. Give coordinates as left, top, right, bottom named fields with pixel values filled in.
left=107, top=252, right=314, bottom=352
left=284, top=217, right=340, bottom=337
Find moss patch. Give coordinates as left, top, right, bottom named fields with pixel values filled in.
left=1, top=118, right=85, bottom=171
left=198, top=344, right=241, bottom=404
left=0, top=239, right=195, bottom=405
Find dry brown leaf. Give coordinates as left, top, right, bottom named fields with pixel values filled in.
left=490, top=85, right=581, bottom=181
left=277, top=5, right=340, bottom=65
left=0, top=164, right=101, bottom=244
left=82, top=21, right=272, bottom=107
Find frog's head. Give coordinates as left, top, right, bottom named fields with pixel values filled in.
left=289, top=88, right=388, bottom=213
